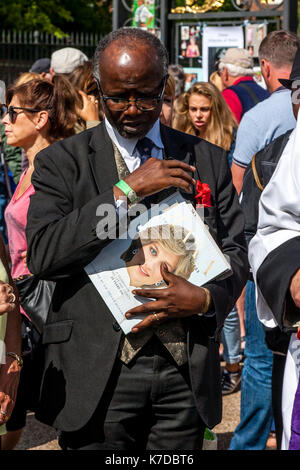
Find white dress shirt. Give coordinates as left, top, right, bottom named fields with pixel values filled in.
left=105, top=117, right=164, bottom=173
left=105, top=118, right=164, bottom=212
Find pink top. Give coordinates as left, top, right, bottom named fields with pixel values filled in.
left=5, top=171, right=35, bottom=280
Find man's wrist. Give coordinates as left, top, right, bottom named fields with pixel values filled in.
left=115, top=180, right=140, bottom=204
left=201, top=288, right=211, bottom=314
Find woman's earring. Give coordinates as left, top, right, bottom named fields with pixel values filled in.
left=155, top=280, right=164, bottom=287
left=131, top=249, right=138, bottom=255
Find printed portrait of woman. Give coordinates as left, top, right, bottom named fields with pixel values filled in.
left=120, top=224, right=197, bottom=289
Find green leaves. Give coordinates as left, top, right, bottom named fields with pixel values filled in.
left=0, top=0, right=112, bottom=36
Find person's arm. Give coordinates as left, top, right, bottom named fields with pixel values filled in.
left=0, top=234, right=21, bottom=425
left=231, top=114, right=260, bottom=192
left=256, top=237, right=300, bottom=330
left=26, top=146, right=196, bottom=280
left=231, top=161, right=246, bottom=195
left=26, top=148, right=119, bottom=279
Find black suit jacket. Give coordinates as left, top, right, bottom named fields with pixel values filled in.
left=26, top=122, right=248, bottom=431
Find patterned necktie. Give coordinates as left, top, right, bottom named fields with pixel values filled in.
left=135, top=136, right=155, bottom=164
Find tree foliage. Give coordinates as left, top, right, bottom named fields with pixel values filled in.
left=0, top=0, right=112, bottom=37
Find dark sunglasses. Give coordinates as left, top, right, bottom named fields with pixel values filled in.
left=0, top=105, right=41, bottom=123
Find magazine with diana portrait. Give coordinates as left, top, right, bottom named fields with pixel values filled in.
left=85, top=192, right=231, bottom=334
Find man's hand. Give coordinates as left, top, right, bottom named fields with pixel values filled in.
left=125, top=264, right=208, bottom=333
left=0, top=356, right=21, bottom=426
left=0, top=282, right=17, bottom=315
left=290, top=268, right=300, bottom=308
left=114, top=158, right=196, bottom=201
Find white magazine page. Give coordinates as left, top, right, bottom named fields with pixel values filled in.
left=85, top=192, right=231, bottom=334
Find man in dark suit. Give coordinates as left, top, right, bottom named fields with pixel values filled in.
left=26, top=27, right=248, bottom=450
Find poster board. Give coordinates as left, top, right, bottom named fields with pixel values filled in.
left=202, top=26, right=244, bottom=82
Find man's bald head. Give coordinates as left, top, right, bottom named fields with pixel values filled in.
left=93, top=27, right=168, bottom=82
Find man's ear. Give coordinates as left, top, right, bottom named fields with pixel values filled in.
left=223, top=67, right=229, bottom=84
left=261, top=59, right=271, bottom=80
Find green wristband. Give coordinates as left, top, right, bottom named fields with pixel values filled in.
left=115, top=179, right=139, bottom=203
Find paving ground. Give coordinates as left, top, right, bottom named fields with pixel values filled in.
left=12, top=389, right=241, bottom=451
left=11, top=361, right=275, bottom=451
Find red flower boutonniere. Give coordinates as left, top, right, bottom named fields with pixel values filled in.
left=195, top=180, right=212, bottom=208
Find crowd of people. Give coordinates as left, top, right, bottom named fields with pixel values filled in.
left=0, top=25, right=299, bottom=452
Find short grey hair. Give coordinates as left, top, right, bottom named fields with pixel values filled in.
left=93, top=27, right=169, bottom=82
left=218, top=62, right=254, bottom=77
left=258, top=30, right=300, bottom=68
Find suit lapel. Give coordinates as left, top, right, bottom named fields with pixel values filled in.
left=160, top=123, right=193, bottom=164
left=86, top=122, right=196, bottom=205
left=156, top=124, right=196, bottom=205
left=87, top=122, right=119, bottom=194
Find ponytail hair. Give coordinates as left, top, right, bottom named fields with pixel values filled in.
left=6, top=76, right=80, bottom=140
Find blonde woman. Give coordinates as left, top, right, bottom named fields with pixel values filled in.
left=173, top=82, right=237, bottom=162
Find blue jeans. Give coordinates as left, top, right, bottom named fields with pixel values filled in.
left=229, top=280, right=274, bottom=450
left=222, top=306, right=242, bottom=364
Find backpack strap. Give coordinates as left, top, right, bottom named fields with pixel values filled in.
left=237, top=82, right=261, bottom=106
left=251, top=153, right=264, bottom=191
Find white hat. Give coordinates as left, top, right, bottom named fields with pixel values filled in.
left=51, top=47, right=88, bottom=74
left=220, top=48, right=253, bottom=69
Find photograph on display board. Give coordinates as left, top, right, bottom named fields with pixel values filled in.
left=245, top=24, right=267, bottom=57
left=132, top=0, right=155, bottom=29
left=207, top=47, right=229, bottom=80
left=179, top=25, right=201, bottom=59
left=183, top=67, right=203, bottom=90
left=201, top=26, right=244, bottom=81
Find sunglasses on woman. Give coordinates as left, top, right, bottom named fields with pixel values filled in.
left=0, top=105, right=40, bottom=123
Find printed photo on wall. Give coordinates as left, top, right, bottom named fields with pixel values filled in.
left=180, top=25, right=201, bottom=58
left=245, top=23, right=267, bottom=58
left=132, top=0, right=155, bottom=29
left=183, top=67, right=203, bottom=90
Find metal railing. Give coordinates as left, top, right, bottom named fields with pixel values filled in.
left=0, top=30, right=103, bottom=85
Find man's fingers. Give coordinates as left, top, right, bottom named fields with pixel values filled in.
left=131, top=311, right=169, bottom=333
left=169, top=168, right=196, bottom=185
left=164, top=160, right=196, bottom=173
left=126, top=299, right=165, bottom=317
left=132, top=288, right=165, bottom=299
left=160, top=263, right=176, bottom=284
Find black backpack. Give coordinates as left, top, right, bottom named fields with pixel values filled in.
left=240, top=128, right=294, bottom=354
left=241, top=129, right=293, bottom=248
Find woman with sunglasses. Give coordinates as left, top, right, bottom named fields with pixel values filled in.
left=1, top=76, right=78, bottom=450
